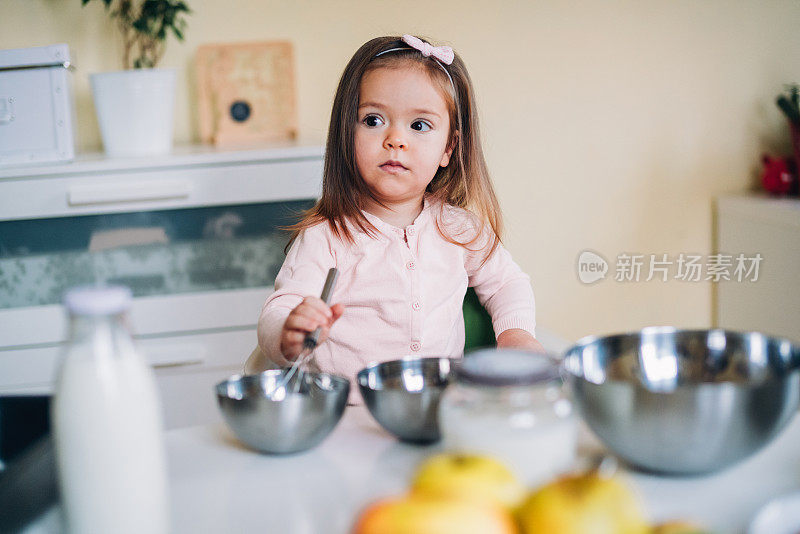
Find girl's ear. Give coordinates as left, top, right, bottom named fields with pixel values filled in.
left=440, top=130, right=459, bottom=168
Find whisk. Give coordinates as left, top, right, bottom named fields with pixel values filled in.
left=272, top=267, right=339, bottom=397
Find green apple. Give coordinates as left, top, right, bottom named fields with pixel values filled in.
left=410, top=453, right=526, bottom=510
left=517, top=472, right=649, bottom=534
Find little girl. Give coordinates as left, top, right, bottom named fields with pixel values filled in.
left=246, top=34, right=544, bottom=385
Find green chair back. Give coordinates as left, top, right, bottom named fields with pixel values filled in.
left=463, top=287, right=495, bottom=352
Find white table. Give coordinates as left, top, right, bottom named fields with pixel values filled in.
left=166, top=406, right=800, bottom=534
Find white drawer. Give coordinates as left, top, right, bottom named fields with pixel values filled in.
left=0, top=157, right=322, bottom=221
left=0, top=327, right=255, bottom=391
left=0, top=287, right=268, bottom=348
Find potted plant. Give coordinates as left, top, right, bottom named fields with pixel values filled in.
left=82, top=0, right=190, bottom=156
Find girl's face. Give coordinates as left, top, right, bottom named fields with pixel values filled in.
left=355, top=65, right=454, bottom=208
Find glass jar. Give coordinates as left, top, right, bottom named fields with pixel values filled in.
left=438, top=349, right=577, bottom=487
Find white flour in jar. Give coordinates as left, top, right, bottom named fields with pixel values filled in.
left=439, top=398, right=578, bottom=487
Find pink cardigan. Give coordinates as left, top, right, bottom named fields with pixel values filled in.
left=254, top=195, right=537, bottom=387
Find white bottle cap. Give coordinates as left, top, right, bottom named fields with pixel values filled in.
left=64, top=285, right=133, bottom=316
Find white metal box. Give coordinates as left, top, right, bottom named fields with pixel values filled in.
left=0, top=43, right=75, bottom=167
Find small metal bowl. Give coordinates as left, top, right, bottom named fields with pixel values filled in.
left=357, top=357, right=453, bottom=444
left=215, top=370, right=349, bottom=454
left=564, top=327, right=800, bottom=474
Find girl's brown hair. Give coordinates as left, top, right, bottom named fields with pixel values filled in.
left=286, top=35, right=503, bottom=260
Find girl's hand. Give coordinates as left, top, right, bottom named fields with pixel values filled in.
left=280, top=296, right=345, bottom=360
left=496, top=329, right=547, bottom=354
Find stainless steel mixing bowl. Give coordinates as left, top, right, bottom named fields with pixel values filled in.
left=357, top=357, right=453, bottom=443
left=215, top=370, right=349, bottom=454
left=564, top=327, right=800, bottom=474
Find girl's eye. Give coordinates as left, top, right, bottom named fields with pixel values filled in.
left=411, top=120, right=431, bottom=132
left=363, top=115, right=384, bottom=127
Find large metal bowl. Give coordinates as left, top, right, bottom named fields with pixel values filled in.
left=564, top=327, right=800, bottom=475
left=357, top=357, right=453, bottom=443
left=215, top=370, right=349, bottom=454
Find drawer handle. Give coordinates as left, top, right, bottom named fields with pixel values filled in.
left=144, top=344, right=206, bottom=369
left=151, top=359, right=204, bottom=370
left=68, top=179, right=192, bottom=206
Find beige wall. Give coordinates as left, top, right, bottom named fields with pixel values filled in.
left=3, top=0, right=799, bottom=343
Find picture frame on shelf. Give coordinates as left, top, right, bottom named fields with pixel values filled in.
left=195, top=41, right=298, bottom=148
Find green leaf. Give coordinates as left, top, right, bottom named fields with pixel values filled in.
left=90, top=0, right=191, bottom=68
left=132, top=18, right=149, bottom=33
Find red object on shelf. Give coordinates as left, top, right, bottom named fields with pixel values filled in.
left=760, top=154, right=798, bottom=196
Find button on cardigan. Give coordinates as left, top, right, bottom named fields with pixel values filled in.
left=253, top=195, right=537, bottom=389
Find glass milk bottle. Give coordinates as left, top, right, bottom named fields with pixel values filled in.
left=52, top=286, right=169, bottom=534
left=439, top=349, right=577, bottom=487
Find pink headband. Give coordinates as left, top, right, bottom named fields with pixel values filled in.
left=374, top=34, right=456, bottom=92
left=400, top=34, right=454, bottom=65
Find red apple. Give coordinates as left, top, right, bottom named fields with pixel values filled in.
left=352, top=495, right=518, bottom=534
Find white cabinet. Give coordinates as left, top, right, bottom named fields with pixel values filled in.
left=715, top=195, right=800, bottom=341
left=0, top=144, right=324, bottom=428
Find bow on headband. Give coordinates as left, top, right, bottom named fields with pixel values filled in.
left=401, top=34, right=454, bottom=65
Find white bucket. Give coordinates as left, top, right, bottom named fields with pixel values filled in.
left=90, top=68, right=176, bottom=157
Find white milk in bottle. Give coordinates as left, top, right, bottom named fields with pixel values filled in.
left=52, top=286, right=169, bottom=534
